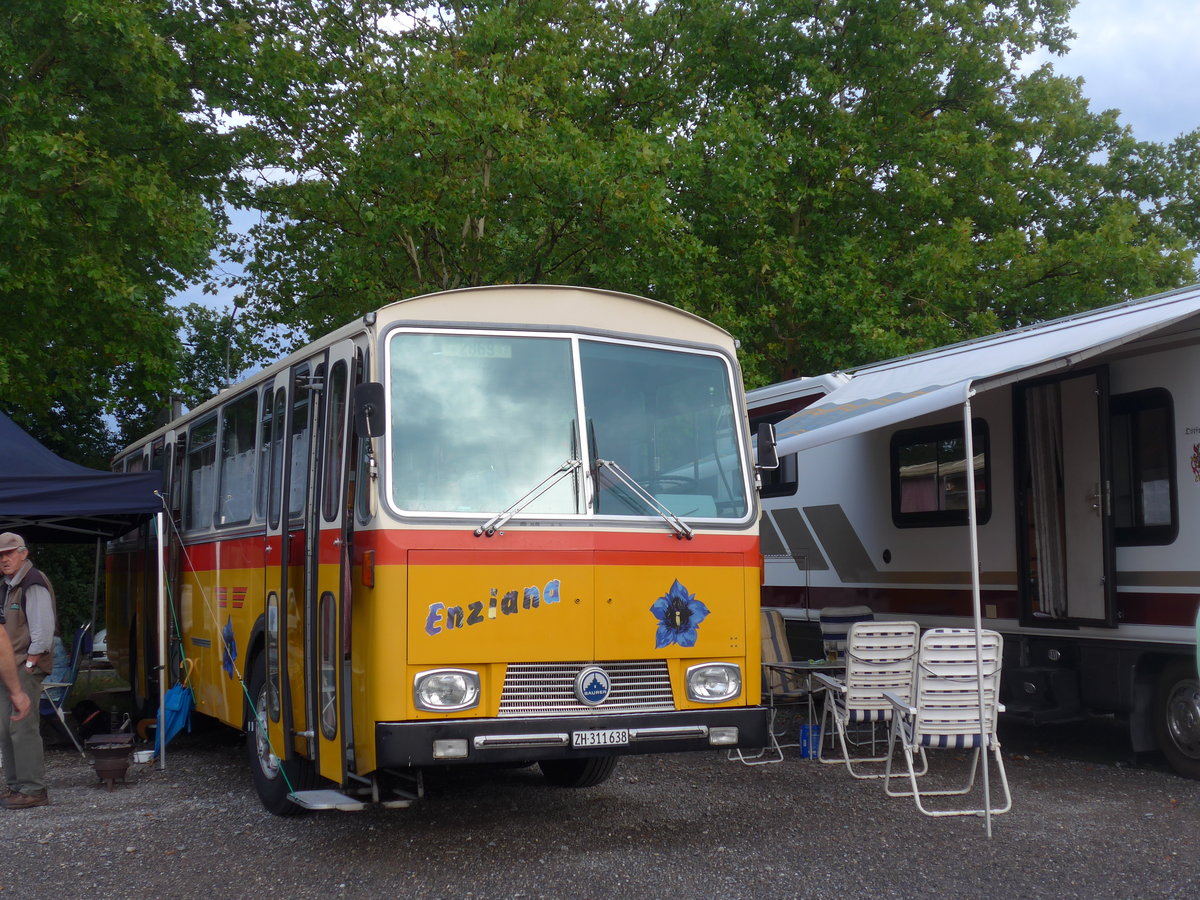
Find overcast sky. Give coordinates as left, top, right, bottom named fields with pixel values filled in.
left=1043, top=0, right=1200, bottom=144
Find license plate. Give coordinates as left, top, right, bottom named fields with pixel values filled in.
left=572, top=729, right=629, bottom=748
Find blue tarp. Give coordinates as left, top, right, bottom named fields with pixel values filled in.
left=154, top=682, right=194, bottom=756
left=0, top=410, right=162, bottom=541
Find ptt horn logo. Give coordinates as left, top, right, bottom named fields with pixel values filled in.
left=575, top=666, right=612, bottom=707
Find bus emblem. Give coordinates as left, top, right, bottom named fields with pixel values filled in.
left=575, top=666, right=611, bottom=706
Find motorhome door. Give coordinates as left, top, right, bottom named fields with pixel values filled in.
left=1015, top=370, right=1117, bottom=626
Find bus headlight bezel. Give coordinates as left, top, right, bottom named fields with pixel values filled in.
left=685, top=662, right=742, bottom=703
left=413, top=668, right=481, bottom=712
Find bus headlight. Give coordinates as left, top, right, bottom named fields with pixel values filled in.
left=686, top=663, right=742, bottom=703
left=413, top=669, right=481, bottom=712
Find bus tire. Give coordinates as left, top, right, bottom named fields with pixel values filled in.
left=245, top=657, right=315, bottom=815
left=538, top=756, right=618, bottom=788
left=1153, top=659, right=1200, bottom=780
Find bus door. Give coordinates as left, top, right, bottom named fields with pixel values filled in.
left=312, top=340, right=358, bottom=784
left=264, top=362, right=317, bottom=767
left=1016, top=369, right=1117, bottom=626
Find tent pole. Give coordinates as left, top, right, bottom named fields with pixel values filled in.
left=90, top=538, right=101, bottom=636
left=156, top=510, right=167, bottom=770
left=962, top=392, right=992, bottom=837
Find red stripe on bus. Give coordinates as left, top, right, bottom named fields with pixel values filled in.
left=179, top=529, right=760, bottom=570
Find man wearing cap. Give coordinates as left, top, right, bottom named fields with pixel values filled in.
left=0, top=531, right=56, bottom=809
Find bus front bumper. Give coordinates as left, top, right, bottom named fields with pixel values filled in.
left=376, top=707, right=769, bottom=768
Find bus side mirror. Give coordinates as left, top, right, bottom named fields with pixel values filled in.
left=756, top=422, right=779, bottom=471
left=354, top=382, right=386, bottom=438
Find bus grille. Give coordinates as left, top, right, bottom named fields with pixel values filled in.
left=498, top=660, right=674, bottom=718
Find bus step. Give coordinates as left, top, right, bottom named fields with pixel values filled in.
left=287, top=789, right=369, bottom=811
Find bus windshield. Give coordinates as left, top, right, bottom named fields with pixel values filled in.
left=387, top=332, right=748, bottom=520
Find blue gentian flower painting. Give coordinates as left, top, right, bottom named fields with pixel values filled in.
left=650, top=579, right=710, bottom=648
left=222, top=615, right=237, bottom=678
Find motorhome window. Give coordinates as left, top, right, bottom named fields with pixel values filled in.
left=581, top=340, right=747, bottom=519
left=890, top=420, right=990, bottom=527
left=388, top=333, right=579, bottom=515
left=150, top=439, right=165, bottom=473
left=322, top=360, right=350, bottom=522
left=184, top=415, right=218, bottom=532
left=1111, top=389, right=1176, bottom=545
left=749, top=411, right=798, bottom=498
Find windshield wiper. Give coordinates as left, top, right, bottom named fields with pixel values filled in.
left=595, top=458, right=694, bottom=540
left=475, top=459, right=582, bottom=537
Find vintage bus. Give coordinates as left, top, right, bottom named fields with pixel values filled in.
left=107, top=285, right=770, bottom=813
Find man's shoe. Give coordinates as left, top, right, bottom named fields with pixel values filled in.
left=3, top=790, right=48, bottom=809
left=0, top=786, right=13, bottom=800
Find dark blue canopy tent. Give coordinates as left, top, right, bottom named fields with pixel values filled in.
left=0, top=411, right=162, bottom=541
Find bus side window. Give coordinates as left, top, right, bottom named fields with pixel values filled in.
left=268, top=389, right=287, bottom=530
left=184, top=415, right=218, bottom=533
left=218, top=391, right=259, bottom=527
left=256, top=387, right=274, bottom=522
left=322, top=360, right=349, bottom=522
left=289, top=368, right=314, bottom=519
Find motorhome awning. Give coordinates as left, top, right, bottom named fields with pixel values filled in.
left=0, top=411, right=162, bottom=542
left=774, top=283, right=1200, bottom=456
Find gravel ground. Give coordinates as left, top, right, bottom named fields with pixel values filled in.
left=1, top=719, right=1197, bottom=900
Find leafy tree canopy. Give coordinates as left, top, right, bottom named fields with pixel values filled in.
left=226, top=0, right=1199, bottom=384
left=0, top=0, right=241, bottom=443
left=4, top=0, right=1200, bottom=457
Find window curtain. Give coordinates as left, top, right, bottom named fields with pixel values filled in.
left=1026, top=383, right=1067, bottom=617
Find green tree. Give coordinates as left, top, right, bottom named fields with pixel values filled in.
left=659, top=0, right=1200, bottom=383
left=175, top=301, right=261, bottom=410
left=0, top=0, right=241, bottom=439
left=230, top=0, right=700, bottom=346
left=225, top=0, right=1200, bottom=383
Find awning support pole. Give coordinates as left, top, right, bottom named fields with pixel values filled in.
left=962, top=393, right=992, bottom=837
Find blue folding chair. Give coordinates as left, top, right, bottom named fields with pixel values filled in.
left=41, top=623, right=91, bottom=757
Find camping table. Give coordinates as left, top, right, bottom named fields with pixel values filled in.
left=764, top=658, right=845, bottom=749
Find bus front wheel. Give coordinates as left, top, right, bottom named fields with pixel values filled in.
left=1153, top=659, right=1200, bottom=780
left=245, top=658, right=316, bottom=814
left=538, top=756, right=618, bottom=788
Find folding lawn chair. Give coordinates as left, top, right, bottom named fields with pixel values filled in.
left=41, top=623, right=90, bottom=757
left=818, top=605, right=874, bottom=662
left=813, top=620, right=922, bottom=778
left=883, top=627, right=1012, bottom=818
left=730, top=609, right=809, bottom=765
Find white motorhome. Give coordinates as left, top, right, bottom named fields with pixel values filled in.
left=750, top=284, right=1200, bottom=778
